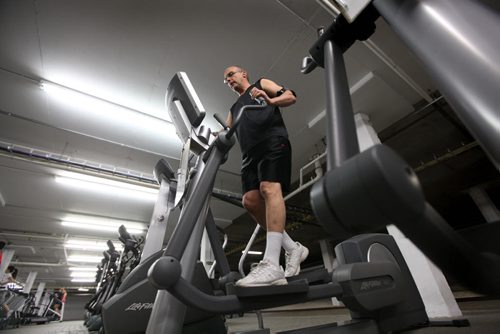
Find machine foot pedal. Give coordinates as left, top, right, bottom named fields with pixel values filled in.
left=286, top=268, right=331, bottom=284
left=226, top=279, right=309, bottom=297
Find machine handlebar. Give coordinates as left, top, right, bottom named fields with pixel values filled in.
left=213, top=113, right=228, bottom=130
left=301, top=56, right=318, bottom=74
left=222, top=100, right=268, bottom=140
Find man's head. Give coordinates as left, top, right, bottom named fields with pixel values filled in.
left=6, top=265, right=17, bottom=278
left=223, top=66, right=250, bottom=94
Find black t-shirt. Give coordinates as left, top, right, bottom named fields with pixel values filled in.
left=229, top=79, right=288, bottom=155
left=53, top=291, right=62, bottom=303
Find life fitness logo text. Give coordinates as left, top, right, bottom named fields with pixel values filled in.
left=125, top=302, right=154, bottom=311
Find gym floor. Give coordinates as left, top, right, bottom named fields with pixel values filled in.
left=227, top=298, right=500, bottom=333
left=1, top=298, right=499, bottom=334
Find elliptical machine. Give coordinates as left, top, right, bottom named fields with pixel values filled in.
left=86, top=226, right=144, bottom=332
left=101, top=73, right=233, bottom=334
left=302, top=0, right=500, bottom=297
left=143, top=70, right=428, bottom=334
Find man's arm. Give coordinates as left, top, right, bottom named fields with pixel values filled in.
left=250, top=78, right=297, bottom=107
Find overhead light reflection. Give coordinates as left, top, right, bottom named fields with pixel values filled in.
left=241, top=250, right=263, bottom=255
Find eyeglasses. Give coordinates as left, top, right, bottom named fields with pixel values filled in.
left=223, top=70, right=242, bottom=84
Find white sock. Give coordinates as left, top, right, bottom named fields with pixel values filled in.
left=282, top=231, right=298, bottom=253
left=263, top=232, right=283, bottom=267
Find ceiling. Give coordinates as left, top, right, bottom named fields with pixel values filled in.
left=0, top=0, right=498, bottom=291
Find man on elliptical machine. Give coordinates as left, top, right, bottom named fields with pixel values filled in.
left=222, top=65, right=309, bottom=287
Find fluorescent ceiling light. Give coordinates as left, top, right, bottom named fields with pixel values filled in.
left=67, top=255, right=103, bottom=263
left=57, top=171, right=157, bottom=194
left=40, top=80, right=172, bottom=122
left=39, top=79, right=180, bottom=150
left=78, top=288, right=90, bottom=292
left=55, top=171, right=158, bottom=202
left=61, top=215, right=147, bottom=235
left=70, top=272, right=96, bottom=278
left=72, top=278, right=96, bottom=283
left=65, top=239, right=123, bottom=252
left=69, top=267, right=98, bottom=272
left=62, top=221, right=145, bottom=235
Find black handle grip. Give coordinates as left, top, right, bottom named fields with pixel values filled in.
left=254, top=97, right=267, bottom=106
left=118, top=224, right=132, bottom=241
left=301, top=56, right=317, bottom=74
left=214, top=113, right=228, bottom=129
left=107, top=240, right=115, bottom=251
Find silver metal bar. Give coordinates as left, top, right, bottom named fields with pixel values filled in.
left=324, top=40, right=360, bottom=170
left=373, top=0, right=500, bottom=169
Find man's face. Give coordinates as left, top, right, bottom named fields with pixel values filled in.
left=223, top=67, right=244, bottom=91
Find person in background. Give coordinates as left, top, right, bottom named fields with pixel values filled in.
left=222, top=65, right=309, bottom=287
left=1, top=265, right=19, bottom=313
left=1, top=265, right=18, bottom=286
left=0, top=241, right=5, bottom=266
left=52, top=287, right=67, bottom=321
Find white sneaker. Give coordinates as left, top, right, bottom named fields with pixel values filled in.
left=285, top=242, right=309, bottom=277
left=235, top=260, right=287, bottom=287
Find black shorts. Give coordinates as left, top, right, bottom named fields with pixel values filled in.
left=241, top=136, right=291, bottom=195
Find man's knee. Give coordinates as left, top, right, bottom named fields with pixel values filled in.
left=242, top=190, right=262, bottom=213
left=260, top=181, right=282, bottom=199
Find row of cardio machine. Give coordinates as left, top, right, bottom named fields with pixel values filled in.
left=103, top=1, right=500, bottom=333
left=0, top=286, right=32, bottom=329
left=0, top=283, right=64, bottom=328
left=83, top=225, right=144, bottom=332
